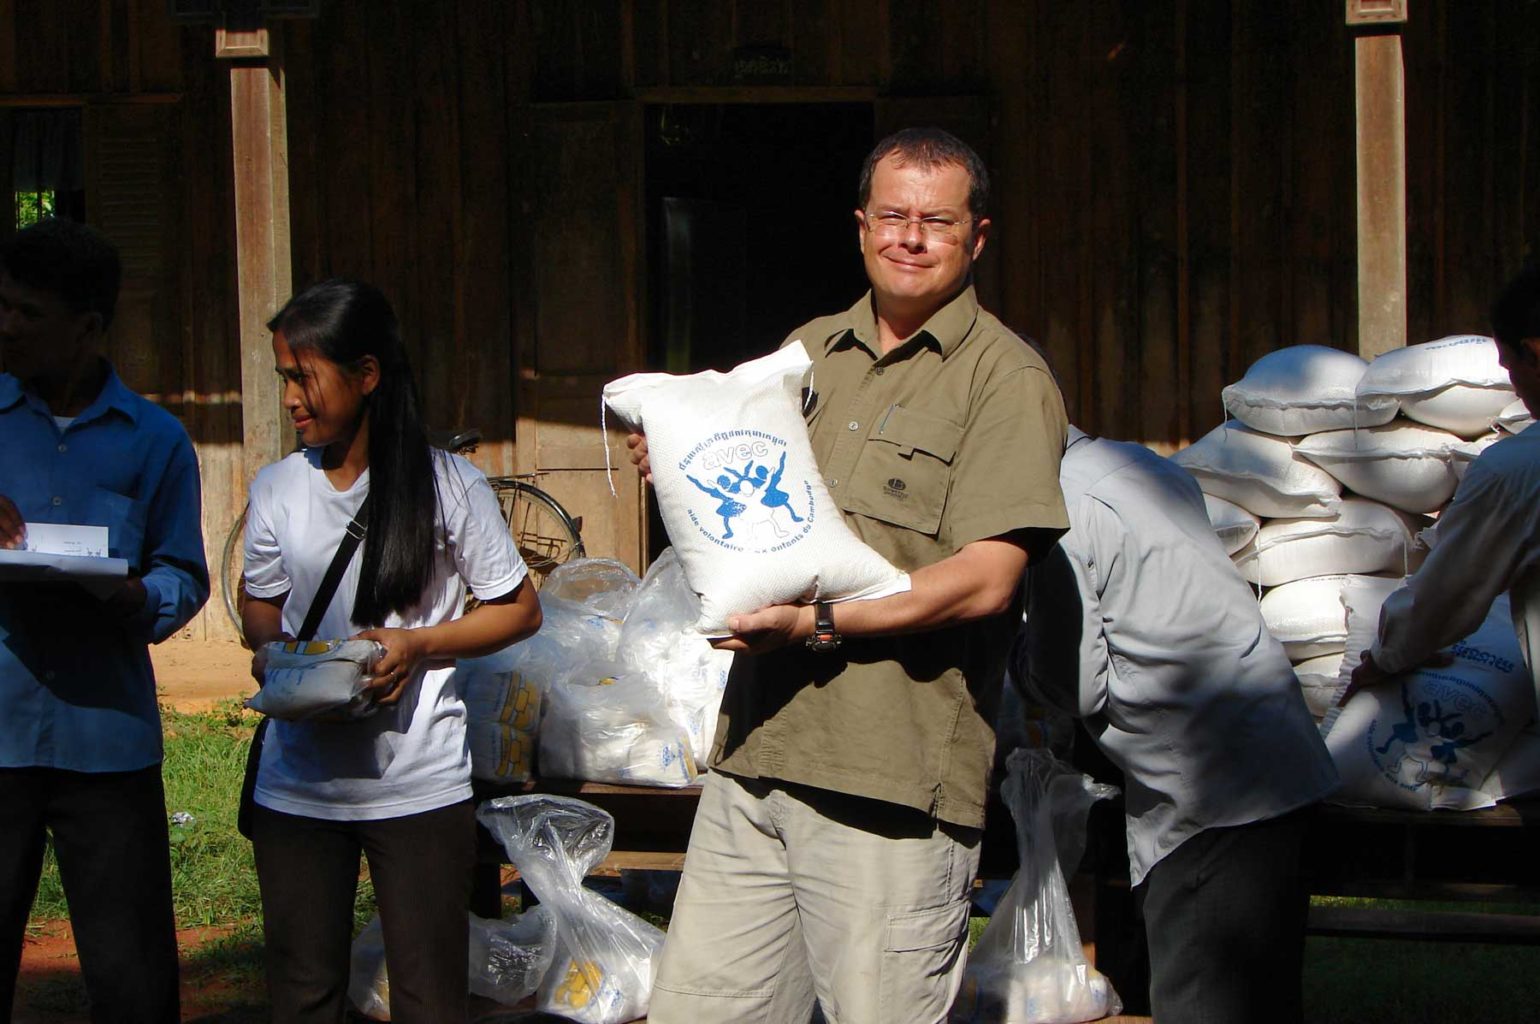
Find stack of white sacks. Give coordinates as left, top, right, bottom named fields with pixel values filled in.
left=1173, top=337, right=1540, bottom=810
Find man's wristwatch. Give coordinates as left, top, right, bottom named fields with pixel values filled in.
left=805, top=600, right=842, bottom=652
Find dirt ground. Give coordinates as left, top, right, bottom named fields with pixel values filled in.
left=151, top=638, right=254, bottom=712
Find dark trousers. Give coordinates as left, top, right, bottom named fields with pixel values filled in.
left=1138, top=810, right=1310, bottom=1024
left=251, top=798, right=476, bottom=1024
left=0, top=765, right=179, bottom=1024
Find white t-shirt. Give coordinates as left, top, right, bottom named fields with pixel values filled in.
left=244, top=448, right=528, bottom=821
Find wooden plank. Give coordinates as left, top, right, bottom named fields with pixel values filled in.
left=1353, top=23, right=1408, bottom=356
left=0, top=0, right=17, bottom=92
left=364, top=2, right=416, bottom=333
left=1308, top=905, right=1540, bottom=944
left=631, top=84, right=878, bottom=104
left=666, top=0, right=733, bottom=86
left=223, top=40, right=293, bottom=488
left=312, top=0, right=373, bottom=279
left=12, top=0, right=69, bottom=93
left=789, top=0, right=834, bottom=85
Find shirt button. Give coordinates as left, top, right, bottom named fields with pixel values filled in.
left=874, top=367, right=885, bottom=376
left=828, top=477, right=838, bottom=487
left=57, top=444, right=67, bottom=453
left=847, top=421, right=860, bottom=431
left=44, top=670, right=56, bottom=681
left=52, top=496, right=63, bottom=506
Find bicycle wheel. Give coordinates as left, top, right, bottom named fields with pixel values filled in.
left=488, top=479, right=585, bottom=588
left=220, top=506, right=248, bottom=639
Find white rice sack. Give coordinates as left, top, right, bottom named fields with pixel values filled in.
left=1170, top=421, right=1342, bottom=519
left=1203, top=494, right=1260, bottom=556
left=539, top=660, right=698, bottom=788
left=1494, top=398, right=1534, bottom=436
left=1294, top=421, right=1462, bottom=514
left=1448, top=433, right=1503, bottom=483
left=1258, top=575, right=1354, bottom=660
left=603, top=343, right=909, bottom=634
left=617, top=548, right=733, bottom=770
left=1232, top=500, right=1419, bottom=588
left=1357, top=335, right=1517, bottom=438
left=1323, top=578, right=1532, bottom=811
left=1295, top=652, right=1348, bottom=721
left=1474, top=724, right=1540, bottom=804
left=1221, top=345, right=1396, bottom=436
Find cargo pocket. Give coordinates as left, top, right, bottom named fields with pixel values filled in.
left=878, top=898, right=972, bottom=1024
left=843, top=406, right=962, bottom=536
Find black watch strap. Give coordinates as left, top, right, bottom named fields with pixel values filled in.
left=805, top=600, right=841, bottom=652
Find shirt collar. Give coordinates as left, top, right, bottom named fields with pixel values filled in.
left=825, top=285, right=981, bottom=361
left=0, top=361, right=138, bottom=425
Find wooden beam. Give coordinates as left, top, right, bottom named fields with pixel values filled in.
left=1350, top=0, right=1409, bottom=358
left=220, top=30, right=292, bottom=486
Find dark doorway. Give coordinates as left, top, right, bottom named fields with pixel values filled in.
left=645, top=103, right=875, bottom=374
left=642, top=103, right=875, bottom=562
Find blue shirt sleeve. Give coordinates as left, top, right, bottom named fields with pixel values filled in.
left=125, top=429, right=210, bottom=643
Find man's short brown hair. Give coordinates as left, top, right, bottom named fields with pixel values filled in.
left=858, top=127, right=990, bottom=221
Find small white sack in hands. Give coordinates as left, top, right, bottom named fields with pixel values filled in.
left=603, top=342, right=910, bottom=635
left=1356, top=335, right=1517, bottom=438
left=1170, top=421, right=1342, bottom=519
left=539, top=659, right=698, bottom=788
left=1221, top=344, right=1396, bottom=436
left=616, top=547, right=734, bottom=769
left=1323, top=578, right=1533, bottom=811
left=248, top=639, right=385, bottom=722
left=478, top=795, right=666, bottom=1024
left=951, top=748, right=1121, bottom=1024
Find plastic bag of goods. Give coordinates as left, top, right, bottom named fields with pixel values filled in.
left=1258, top=575, right=1356, bottom=661
left=539, top=658, right=698, bottom=787
left=1294, top=651, right=1348, bottom=722
left=1448, top=433, right=1503, bottom=483
left=1494, top=398, right=1534, bottom=436
left=603, top=342, right=910, bottom=635
left=347, top=908, right=557, bottom=1019
left=542, top=557, right=643, bottom=622
left=1170, top=421, right=1341, bottom=519
left=248, top=639, right=385, bottom=722
left=1232, top=499, right=1421, bottom=588
left=950, top=748, right=1121, bottom=1024
left=1203, top=493, right=1260, bottom=556
left=1322, top=577, right=1533, bottom=811
left=616, top=547, right=734, bottom=769
left=1356, top=335, right=1517, bottom=438
left=1221, top=345, right=1396, bottom=436
left=1294, top=422, right=1463, bottom=514
left=460, top=641, right=554, bottom=784
left=478, top=795, right=666, bottom=1024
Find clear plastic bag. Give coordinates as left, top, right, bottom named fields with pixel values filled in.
left=248, top=639, right=385, bottom=721
left=477, top=795, right=666, bottom=1024
left=539, top=658, right=698, bottom=787
left=951, top=748, right=1121, bottom=1024
left=617, top=547, right=734, bottom=769
left=543, top=557, right=643, bottom=622
left=347, top=907, right=557, bottom=1019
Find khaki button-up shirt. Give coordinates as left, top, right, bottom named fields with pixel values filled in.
left=711, top=286, right=1070, bottom=828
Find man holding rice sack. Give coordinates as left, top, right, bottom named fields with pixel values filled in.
left=614, top=128, right=1070, bottom=1024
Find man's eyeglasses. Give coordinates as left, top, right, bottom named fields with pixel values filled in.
left=863, top=210, right=972, bottom=244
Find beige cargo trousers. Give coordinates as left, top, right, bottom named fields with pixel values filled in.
left=648, top=772, right=980, bottom=1024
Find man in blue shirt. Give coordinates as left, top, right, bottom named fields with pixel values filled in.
left=0, top=219, right=208, bottom=1023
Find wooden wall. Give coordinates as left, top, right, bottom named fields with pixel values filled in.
left=2, top=0, right=242, bottom=640
left=6, top=0, right=1536, bottom=639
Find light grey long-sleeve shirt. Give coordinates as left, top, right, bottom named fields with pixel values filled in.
left=1371, top=422, right=1540, bottom=711
left=1018, top=428, right=1338, bottom=884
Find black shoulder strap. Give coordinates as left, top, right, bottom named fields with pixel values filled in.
left=297, top=495, right=371, bottom=642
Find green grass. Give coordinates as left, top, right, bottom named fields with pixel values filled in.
left=28, top=701, right=376, bottom=931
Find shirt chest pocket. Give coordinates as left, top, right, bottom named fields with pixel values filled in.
left=88, top=487, right=147, bottom=566
left=842, top=406, right=962, bottom=537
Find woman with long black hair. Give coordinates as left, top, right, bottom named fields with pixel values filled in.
left=240, top=278, right=541, bottom=1023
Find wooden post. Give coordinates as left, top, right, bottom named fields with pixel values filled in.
left=217, top=25, right=292, bottom=485
left=1348, top=0, right=1409, bottom=359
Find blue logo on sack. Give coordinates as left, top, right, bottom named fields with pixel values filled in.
left=1365, top=677, right=1500, bottom=792
left=677, top=430, right=815, bottom=553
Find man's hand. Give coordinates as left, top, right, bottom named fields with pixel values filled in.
left=626, top=433, right=652, bottom=483
left=0, top=495, right=24, bottom=549
left=355, top=626, right=430, bottom=705
left=1338, top=650, right=1387, bottom=707
left=710, top=604, right=812, bottom=655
